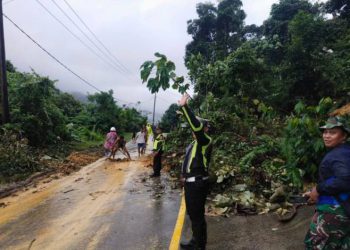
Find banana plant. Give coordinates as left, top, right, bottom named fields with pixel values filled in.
left=140, top=52, right=189, bottom=94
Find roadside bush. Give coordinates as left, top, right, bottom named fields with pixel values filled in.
left=0, top=128, right=40, bottom=182
left=68, top=124, right=104, bottom=142
left=281, top=97, right=333, bottom=188
left=212, top=133, right=281, bottom=192
left=8, top=71, right=69, bottom=146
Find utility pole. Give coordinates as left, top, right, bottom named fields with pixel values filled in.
left=152, top=93, right=157, bottom=126
left=0, top=0, right=10, bottom=124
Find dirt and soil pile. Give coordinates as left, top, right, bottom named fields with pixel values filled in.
left=58, top=151, right=102, bottom=175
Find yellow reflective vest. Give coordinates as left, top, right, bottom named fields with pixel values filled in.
left=180, top=105, right=212, bottom=177
left=153, top=133, right=165, bottom=152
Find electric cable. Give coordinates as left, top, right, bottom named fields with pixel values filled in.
left=63, top=0, right=131, bottom=74
left=3, top=13, right=104, bottom=93
left=50, top=0, right=128, bottom=74
left=4, top=12, right=155, bottom=114
left=35, top=0, right=125, bottom=75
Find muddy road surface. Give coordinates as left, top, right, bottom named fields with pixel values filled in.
left=0, top=143, right=181, bottom=250
left=0, top=141, right=315, bottom=250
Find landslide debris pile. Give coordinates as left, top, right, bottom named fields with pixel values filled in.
left=161, top=129, right=313, bottom=219
left=58, top=151, right=102, bottom=175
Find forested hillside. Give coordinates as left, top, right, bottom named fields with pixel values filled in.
left=159, top=0, right=350, bottom=210
left=1, top=61, right=146, bottom=182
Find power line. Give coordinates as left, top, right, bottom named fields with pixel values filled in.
left=50, top=0, right=128, bottom=75
left=4, top=14, right=152, bottom=113
left=63, top=0, right=131, bottom=74
left=3, top=13, right=150, bottom=108
left=4, top=13, right=103, bottom=92
left=34, top=0, right=125, bottom=75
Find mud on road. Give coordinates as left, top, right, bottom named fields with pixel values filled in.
left=0, top=142, right=315, bottom=250
left=0, top=151, right=182, bottom=250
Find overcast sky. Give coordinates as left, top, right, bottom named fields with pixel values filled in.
left=3, top=0, right=280, bottom=120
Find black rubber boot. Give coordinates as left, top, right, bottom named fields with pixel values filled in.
left=180, top=239, right=197, bottom=249
left=149, top=173, right=160, bottom=178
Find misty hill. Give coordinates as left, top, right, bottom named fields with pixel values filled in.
left=70, top=91, right=89, bottom=103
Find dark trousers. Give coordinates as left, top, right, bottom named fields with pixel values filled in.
left=184, top=180, right=209, bottom=249
left=153, top=151, right=162, bottom=176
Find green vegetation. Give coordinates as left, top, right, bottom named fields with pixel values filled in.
left=154, top=0, right=350, bottom=201
left=140, top=52, right=189, bottom=94
left=0, top=61, right=147, bottom=182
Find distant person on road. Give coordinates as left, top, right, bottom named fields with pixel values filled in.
left=142, top=124, right=148, bottom=155
left=178, top=93, right=212, bottom=250
left=150, top=126, right=165, bottom=177
left=111, top=135, right=131, bottom=160
left=304, top=116, right=350, bottom=249
left=131, top=131, right=136, bottom=142
left=135, top=127, right=146, bottom=157
left=104, top=127, right=118, bottom=159
left=146, top=123, right=154, bottom=143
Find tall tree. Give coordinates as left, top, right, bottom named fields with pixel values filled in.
left=54, top=92, right=82, bottom=119
left=87, top=90, right=122, bottom=133
left=185, top=1, right=247, bottom=64
left=119, top=107, right=147, bottom=133
left=284, top=12, right=332, bottom=106
left=263, top=0, right=314, bottom=45
left=215, top=0, right=246, bottom=59
left=185, top=3, right=217, bottom=64
left=160, top=103, right=179, bottom=132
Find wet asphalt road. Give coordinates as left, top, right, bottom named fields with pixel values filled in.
left=0, top=142, right=181, bottom=250
left=0, top=141, right=315, bottom=250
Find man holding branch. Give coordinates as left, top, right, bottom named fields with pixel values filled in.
left=178, top=93, right=213, bottom=250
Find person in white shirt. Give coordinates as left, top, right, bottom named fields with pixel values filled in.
left=135, top=127, right=146, bottom=157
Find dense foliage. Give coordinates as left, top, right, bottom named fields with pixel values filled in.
left=159, top=104, right=180, bottom=132
left=0, top=61, right=147, bottom=181
left=159, top=0, right=350, bottom=198
left=0, top=128, right=40, bottom=182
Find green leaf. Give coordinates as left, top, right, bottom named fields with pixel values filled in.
left=154, top=52, right=166, bottom=59
left=253, top=99, right=260, bottom=105
left=169, top=72, right=176, bottom=80
left=147, top=78, right=159, bottom=94
left=294, top=101, right=305, bottom=115
left=166, top=61, right=176, bottom=71
left=140, top=61, right=154, bottom=82
left=174, top=76, right=184, bottom=84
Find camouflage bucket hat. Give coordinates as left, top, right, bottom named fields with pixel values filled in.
left=320, top=116, right=350, bottom=134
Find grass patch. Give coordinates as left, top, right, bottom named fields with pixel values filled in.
left=70, top=132, right=133, bottom=151
left=70, top=140, right=102, bottom=151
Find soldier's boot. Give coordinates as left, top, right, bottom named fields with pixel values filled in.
left=180, top=238, right=197, bottom=249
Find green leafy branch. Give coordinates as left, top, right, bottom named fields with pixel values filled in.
left=140, top=52, right=189, bottom=94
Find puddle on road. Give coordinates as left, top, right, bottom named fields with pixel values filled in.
left=128, top=171, right=181, bottom=202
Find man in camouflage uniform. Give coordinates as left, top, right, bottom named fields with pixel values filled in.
left=305, top=205, right=350, bottom=249
left=304, top=117, right=350, bottom=249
